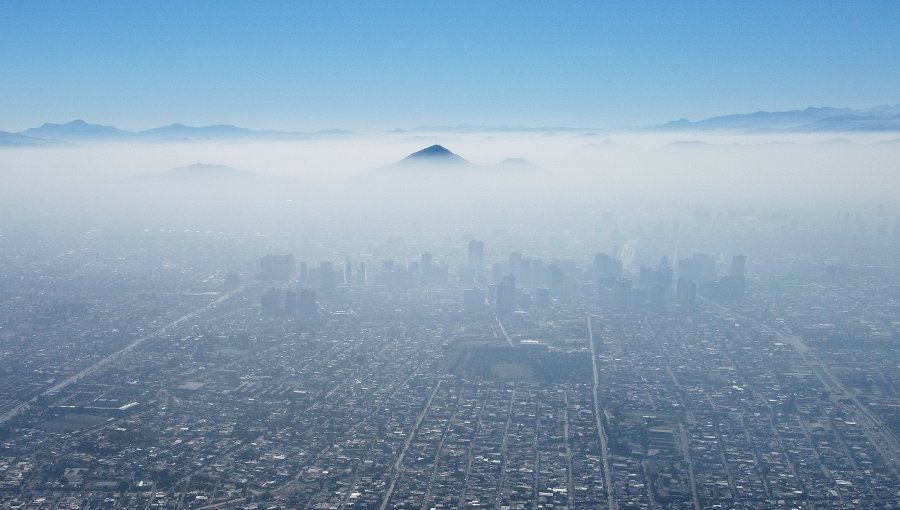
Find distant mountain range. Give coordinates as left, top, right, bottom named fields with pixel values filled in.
left=24, top=119, right=132, bottom=139
left=652, top=105, right=900, bottom=133
left=4, top=104, right=900, bottom=147
left=2, top=120, right=355, bottom=145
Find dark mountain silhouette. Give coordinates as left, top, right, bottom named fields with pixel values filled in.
left=396, top=144, right=473, bottom=167
left=23, top=120, right=132, bottom=139
left=371, top=145, right=542, bottom=180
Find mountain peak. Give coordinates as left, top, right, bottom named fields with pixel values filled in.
left=394, top=144, right=471, bottom=167
left=407, top=144, right=457, bottom=159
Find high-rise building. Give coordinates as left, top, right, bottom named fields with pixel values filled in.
left=299, top=288, right=317, bottom=316
left=546, top=264, right=564, bottom=296
left=614, top=279, right=632, bottom=308
left=496, top=275, right=517, bottom=315
left=261, top=288, right=283, bottom=316
left=258, top=254, right=295, bottom=281
left=420, top=252, right=433, bottom=287
left=594, top=253, right=622, bottom=279
left=284, top=290, right=298, bottom=317
left=467, top=240, right=484, bottom=270
left=356, top=262, right=367, bottom=286
left=298, top=261, right=308, bottom=285
left=319, top=261, right=336, bottom=295
left=676, top=278, right=697, bottom=309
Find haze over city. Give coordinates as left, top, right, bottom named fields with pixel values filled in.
left=2, top=2, right=900, bottom=510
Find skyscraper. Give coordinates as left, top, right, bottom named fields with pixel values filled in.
left=496, top=275, right=517, bottom=315
left=258, top=254, right=296, bottom=281
left=261, top=288, right=283, bottom=316
left=284, top=290, right=298, bottom=317
left=299, top=288, right=317, bottom=316
left=594, top=253, right=622, bottom=280
left=676, top=278, right=697, bottom=309
left=319, top=261, right=336, bottom=296
left=467, top=240, right=484, bottom=270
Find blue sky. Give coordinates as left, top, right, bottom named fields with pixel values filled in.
left=3, top=1, right=900, bottom=131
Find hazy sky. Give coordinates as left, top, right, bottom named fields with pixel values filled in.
left=3, top=1, right=900, bottom=132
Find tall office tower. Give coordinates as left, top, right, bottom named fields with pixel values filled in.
left=258, top=254, right=296, bottom=281
left=468, top=240, right=484, bottom=270
left=649, top=286, right=666, bottom=310
left=593, top=252, right=623, bottom=279
left=298, top=261, right=308, bottom=286
left=345, top=259, right=352, bottom=286
left=496, top=275, right=517, bottom=315
left=284, top=290, right=298, bottom=317
left=356, top=262, right=367, bottom=286
left=638, top=266, right=657, bottom=289
left=730, top=254, right=746, bottom=278
left=420, top=252, right=433, bottom=287
left=299, top=288, right=317, bottom=316
left=546, top=264, right=564, bottom=296
left=319, top=261, right=336, bottom=295
left=260, top=288, right=283, bottom=316
left=516, top=256, right=532, bottom=290
left=676, top=278, right=697, bottom=309
left=433, top=263, right=449, bottom=287
left=530, top=259, right=545, bottom=288
left=614, top=279, right=632, bottom=308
